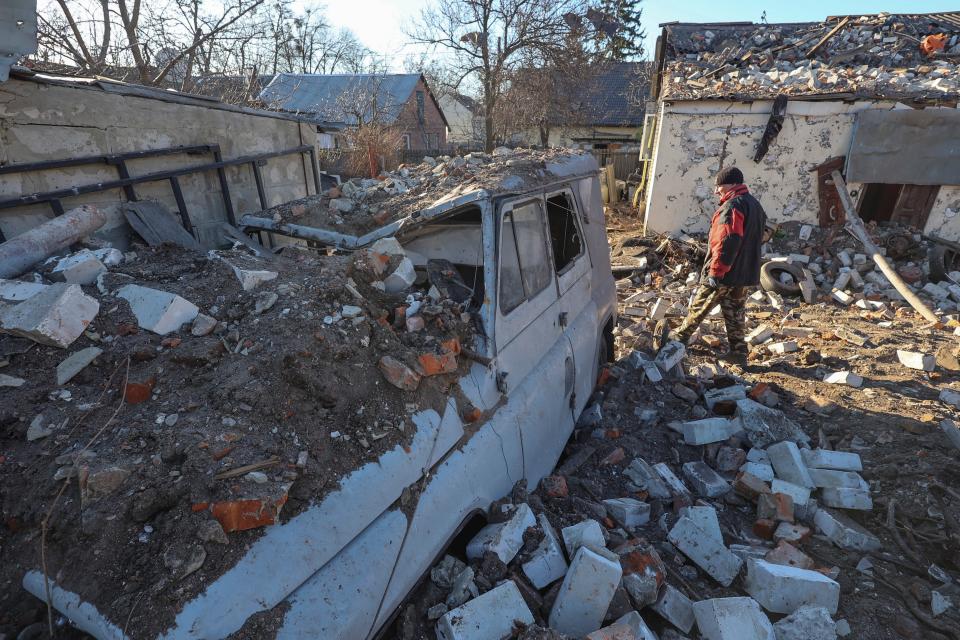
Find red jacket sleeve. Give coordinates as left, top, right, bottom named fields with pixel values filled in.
left=709, top=206, right=745, bottom=277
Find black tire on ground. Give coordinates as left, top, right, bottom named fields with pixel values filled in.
left=759, top=261, right=805, bottom=296
left=928, top=244, right=958, bottom=284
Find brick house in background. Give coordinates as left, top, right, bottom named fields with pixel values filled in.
left=258, top=73, right=449, bottom=152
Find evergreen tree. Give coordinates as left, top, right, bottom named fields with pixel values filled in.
left=594, top=0, right=646, bottom=60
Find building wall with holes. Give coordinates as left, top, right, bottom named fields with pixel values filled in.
left=0, top=76, right=318, bottom=247
left=640, top=98, right=955, bottom=236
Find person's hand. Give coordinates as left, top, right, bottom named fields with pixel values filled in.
left=704, top=276, right=718, bottom=289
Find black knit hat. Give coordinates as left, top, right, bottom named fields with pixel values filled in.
left=715, top=166, right=744, bottom=186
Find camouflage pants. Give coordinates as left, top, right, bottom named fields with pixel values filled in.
left=673, top=284, right=749, bottom=350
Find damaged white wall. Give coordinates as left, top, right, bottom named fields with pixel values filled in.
left=643, top=98, right=960, bottom=238
left=0, top=76, right=318, bottom=247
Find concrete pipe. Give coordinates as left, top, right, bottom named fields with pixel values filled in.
left=0, top=205, right=107, bottom=279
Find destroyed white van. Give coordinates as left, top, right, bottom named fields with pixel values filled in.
left=22, top=151, right=616, bottom=638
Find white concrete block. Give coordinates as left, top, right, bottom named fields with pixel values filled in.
left=231, top=264, right=278, bottom=291
left=704, top=385, right=747, bottom=409
left=50, top=250, right=107, bottom=285
left=770, top=479, right=811, bottom=507
left=799, top=225, right=813, bottom=241
left=562, top=519, right=606, bottom=558
left=941, top=419, right=960, bottom=451
left=625, top=458, right=671, bottom=499
left=940, top=388, right=960, bottom=409
left=650, top=298, right=669, bottom=321
left=603, top=498, right=650, bottom=528
left=823, top=371, right=862, bottom=387
left=896, top=350, right=936, bottom=372
left=819, top=487, right=872, bottom=510
left=741, top=462, right=775, bottom=482
left=466, top=503, right=535, bottom=564
left=0, top=279, right=47, bottom=302
left=117, top=284, right=199, bottom=335
left=747, top=448, right=771, bottom=464
left=681, top=417, right=740, bottom=445
left=654, top=341, right=685, bottom=373
left=682, top=461, right=730, bottom=497
left=745, top=559, right=840, bottom=615
left=91, top=248, right=124, bottom=266
left=436, top=580, right=534, bottom=640
left=679, top=505, right=723, bottom=546
left=384, top=257, right=417, bottom=293
left=768, top=341, right=797, bottom=355
left=800, top=449, right=862, bottom=472
left=653, top=463, right=692, bottom=499
left=522, top=513, right=567, bottom=589
left=693, top=596, right=774, bottom=640
left=668, top=516, right=743, bottom=586
left=0, top=283, right=98, bottom=348
left=830, top=289, right=853, bottom=306
left=652, top=584, right=695, bottom=634
left=604, top=611, right=658, bottom=640
left=549, top=547, right=623, bottom=637
left=814, top=508, right=881, bottom=551
left=773, top=606, right=837, bottom=640
left=767, top=441, right=814, bottom=489
left=808, top=469, right=868, bottom=490
left=746, top=325, right=774, bottom=345
left=923, top=282, right=951, bottom=299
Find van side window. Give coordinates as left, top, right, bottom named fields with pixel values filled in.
left=546, top=193, right=583, bottom=273
left=499, top=201, right=552, bottom=314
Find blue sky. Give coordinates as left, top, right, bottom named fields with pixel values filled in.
left=318, top=0, right=960, bottom=68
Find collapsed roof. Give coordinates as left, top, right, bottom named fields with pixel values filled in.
left=655, top=12, right=960, bottom=102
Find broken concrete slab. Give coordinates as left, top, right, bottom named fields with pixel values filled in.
left=549, top=546, right=623, bottom=637
left=741, top=462, right=775, bottom=482
left=704, top=385, right=747, bottom=410
left=230, top=263, right=278, bottom=291
left=56, top=346, right=102, bottom=385
left=600, top=611, right=659, bottom=640
left=808, top=469, right=868, bottom=490
left=654, top=341, right=686, bottom=374
left=384, top=257, right=417, bottom=294
left=939, top=388, right=960, bottom=409
left=50, top=249, right=107, bottom=285
left=522, top=513, right=567, bottom=589
left=735, top=399, right=810, bottom=449
left=0, top=279, right=47, bottom=302
left=746, top=325, right=774, bottom=345
left=682, top=461, right=730, bottom=497
left=603, top=498, right=651, bottom=528
left=562, top=519, right=607, bottom=558
left=823, top=371, right=862, bottom=387
left=941, top=419, right=960, bottom=451
left=117, top=284, right=199, bottom=336
left=652, top=584, right=695, bottom=634
left=745, top=559, right=840, bottom=615
left=800, top=449, right=862, bottom=472
left=692, top=596, right=774, bottom=640
left=435, top=580, right=534, bottom=640
left=814, top=508, right=881, bottom=551
left=681, top=417, right=740, bottom=445
left=668, top=516, right=743, bottom=586
left=679, top=505, right=724, bottom=546
left=653, top=463, right=692, bottom=500
left=772, top=606, right=837, bottom=640
left=767, top=441, right=815, bottom=489
left=0, top=373, right=26, bottom=387
left=466, top=503, right=535, bottom=564
left=0, top=283, right=99, bottom=348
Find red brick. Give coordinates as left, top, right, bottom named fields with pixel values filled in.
left=765, top=540, right=814, bottom=570
left=540, top=475, right=568, bottom=498
left=378, top=356, right=421, bottom=391
left=757, top=492, right=794, bottom=523
left=209, top=492, right=289, bottom=533
left=734, top=471, right=772, bottom=500
left=124, top=377, right=155, bottom=404
left=753, top=518, right=777, bottom=540
left=417, top=351, right=458, bottom=376
left=615, top=539, right=667, bottom=587
left=599, top=447, right=626, bottom=466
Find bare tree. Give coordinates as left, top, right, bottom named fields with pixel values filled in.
left=407, top=0, right=591, bottom=153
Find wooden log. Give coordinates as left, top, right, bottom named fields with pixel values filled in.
left=806, top=16, right=850, bottom=59
left=831, top=170, right=939, bottom=323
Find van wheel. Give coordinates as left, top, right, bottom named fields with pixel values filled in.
left=760, top=261, right=804, bottom=296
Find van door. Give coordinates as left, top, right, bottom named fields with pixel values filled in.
left=494, top=196, right=576, bottom=483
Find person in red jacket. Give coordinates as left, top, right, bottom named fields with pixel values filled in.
left=661, top=166, right=767, bottom=359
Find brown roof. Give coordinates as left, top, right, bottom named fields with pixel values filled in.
left=655, top=12, right=960, bottom=102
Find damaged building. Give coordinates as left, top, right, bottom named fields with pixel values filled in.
left=642, top=11, right=960, bottom=239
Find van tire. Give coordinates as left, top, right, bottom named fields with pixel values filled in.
left=760, top=261, right=804, bottom=296
left=929, top=244, right=958, bottom=284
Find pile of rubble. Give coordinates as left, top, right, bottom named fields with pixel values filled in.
left=259, top=146, right=580, bottom=235
left=0, top=215, right=475, bottom=635
left=396, top=217, right=960, bottom=639
left=662, top=13, right=960, bottom=100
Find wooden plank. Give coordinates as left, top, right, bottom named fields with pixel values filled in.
left=806, top=17, right=850, bottom=59
left=221, top=223, right=275, bottom=260
left=123, top=201, right=200, bottom=250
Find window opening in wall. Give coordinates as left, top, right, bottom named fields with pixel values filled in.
left=499, top=200, right=552, bottom=314
left=401, top=134, right=411, bottom=150
left=858, top=183, right=940, bottom=228
left=545, top=192, right=583, bottom=273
